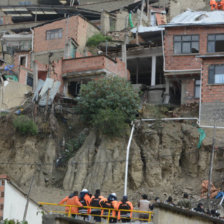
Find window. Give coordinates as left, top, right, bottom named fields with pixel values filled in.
left=195, top=80, right=201, bottom=98
left=46, top=29, right=63, bottom=40
left=27, top=73, right=33, bottom=87
left=1, top=192, right=4, bottom=198
left=0, top=180, right=4, bottom=186
left=174, top=35, right=199, bottom=54
left=208, top=64, right=224, bottom=84
left=0, top=204, right=3, bottom=210
left=0, top=17, right=3, bottom=25
left=208, top=34, right=224, bottom=52
left=20, top=56, right=27, bottom=66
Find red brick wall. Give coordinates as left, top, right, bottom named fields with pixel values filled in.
left=202, top=58, right=224, bottom=103
left=165, top=26, right=224, bottom=71
left=33, top=16, right=79, bottom=53
left=104, top=57, right=130, bottom=80
left=62, top=56, right=129, bottom=80
left=13, top=52, right=31, bottom=85
left=62, top=56, right=105, bottom=74
left=182, top=78, right=199, bottom=104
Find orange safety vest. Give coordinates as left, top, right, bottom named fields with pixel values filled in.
left=59, top=195, right=83, bottom=215
left=100, top=199, right=118, bottom=218
left=210, top=0, right=218, bottom=10
left=79, top=194, right=91, bottom=214
left=219, top=0, right=224, bottom=9
left=117, top=201, right=133, bottom=220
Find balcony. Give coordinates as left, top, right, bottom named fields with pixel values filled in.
left=62, top=55, right=127, bottom=80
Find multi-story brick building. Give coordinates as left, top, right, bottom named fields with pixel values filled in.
left=164, top=10, right=224, bottom=126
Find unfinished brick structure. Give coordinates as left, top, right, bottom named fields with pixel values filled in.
left=164, top=10, right=224, bottom=126
left=31, top=15, right=129, bottom=97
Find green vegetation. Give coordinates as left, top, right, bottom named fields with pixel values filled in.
left=13, top=115, right=38, bottom=136
left=63, top=130, right=88, bottom=161
left=86, top=33, right=112, bottom=47
left=3, top=220, right=28, bottom=224
left=78, top=77, right=140, bottom=136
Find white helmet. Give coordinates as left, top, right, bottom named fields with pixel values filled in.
left=82, top=188, right=88, bottom=192
left=111, top=193, right=117, bottom=197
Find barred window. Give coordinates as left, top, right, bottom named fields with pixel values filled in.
left=174, top=35, right=199, bottom=54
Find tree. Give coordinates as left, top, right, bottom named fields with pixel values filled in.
left=77, top=77, right=140, bottom=136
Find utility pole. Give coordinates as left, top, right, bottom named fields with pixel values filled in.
left=140, top=0, right=144, bottom=26
left=124, top=123, right=135, bottom=196
left=207, top=119, right=216, bottom=209
left=23, top=169, right=36, bottom=222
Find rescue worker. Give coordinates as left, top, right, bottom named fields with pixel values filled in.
left=90, top=189, right=104, bottom=222
left=219, top=0, right=224, bottom=10
left=210, top=0, right=218, bottom=10
left=138, top=194, right=151, bottom=221
left=117, top=196, right=133, bottom=223
left=79, top=189, right=91, bottom=220
left=59, top=191, right=82, bottom=218
left=177, top=193, right=191, bottom=209
left=100, top=193, right=118, bottom=223
left=165, top=196, right=175, bottom=206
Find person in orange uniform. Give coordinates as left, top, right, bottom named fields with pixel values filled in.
left=90, top=189, right=104, bottom=222
left=59, top=191, right=83, bottom=218
left=219, top=0, right=224, bottom=10
left=100, top=193, right=118, bottom=223
left=117, top=196, right=133, bottom=223
left=79, top=189, right=91, bottom=220
left=210, top=0, right=218, bottom=10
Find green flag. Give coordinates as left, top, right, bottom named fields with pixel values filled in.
left=197, top=128, right=206, bottom=149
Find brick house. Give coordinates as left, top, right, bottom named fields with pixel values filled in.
left=164, top=10, right=224, bottom=126
left=0, top=174, right=43, bottom=223
left=31, top=15, right=129, bottom=98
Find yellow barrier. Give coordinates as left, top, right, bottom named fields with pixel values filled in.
left=39, top=202, right=153, bottom=223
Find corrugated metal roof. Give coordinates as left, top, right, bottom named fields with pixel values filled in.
left=167, top=10, right=224, bottom=26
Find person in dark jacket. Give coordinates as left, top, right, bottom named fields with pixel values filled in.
left=79, top=189, right=91, bottom=220
left=90, top=189, right=104, bottom=222
left=117, top=196, right=133, bottom=223
left=194, top=203, right=205, bottom=213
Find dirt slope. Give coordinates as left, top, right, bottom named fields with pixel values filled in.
left=0, top=109, right=223, bottom=207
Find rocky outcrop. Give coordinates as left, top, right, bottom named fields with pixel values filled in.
left=0, top=116, right=223, bottom=204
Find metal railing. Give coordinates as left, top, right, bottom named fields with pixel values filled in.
left=39, top=202, right=153, bottom=223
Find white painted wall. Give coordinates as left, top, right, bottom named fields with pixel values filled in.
left=3, top=180, right=43, bottom=224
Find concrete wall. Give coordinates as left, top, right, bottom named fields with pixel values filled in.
left=43, top=214, right=90, bottom=224
left=181, top=78, right=199, bottom=104
left=0, top=80, right=32, bottom=110
left=3, top=180, right=42, bottom=224
left=154, top=207, right=213, bottom=224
